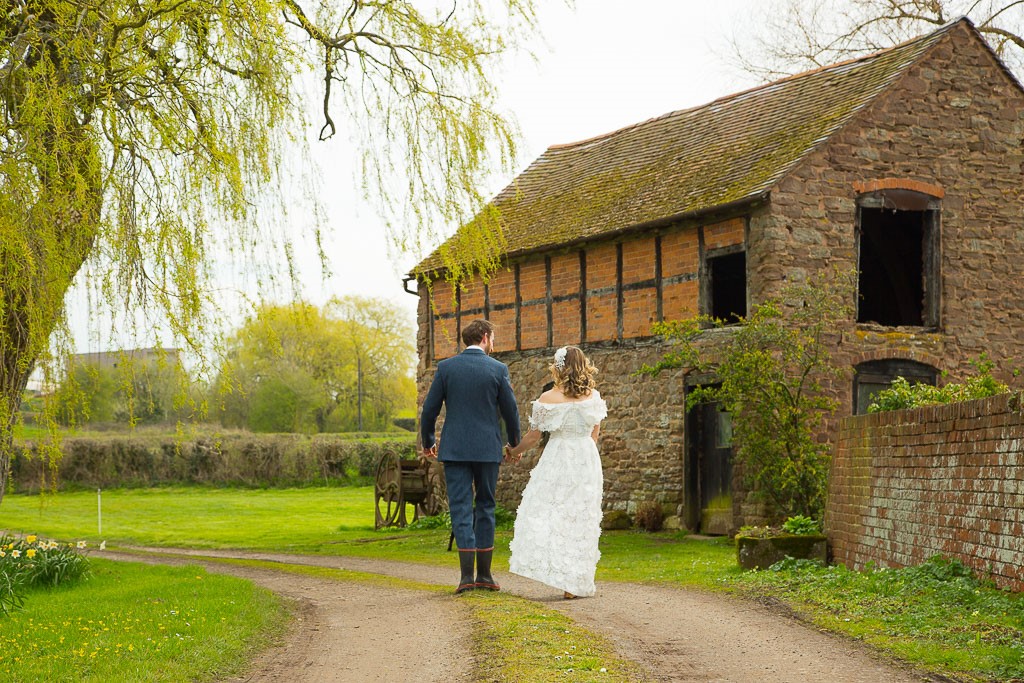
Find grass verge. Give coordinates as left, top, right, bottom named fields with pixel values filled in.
left=4, top=486, right=1022, bottom=681
left=732, top=557, right=1024, bottom=682
left=0, top=558, right=286, bottom=682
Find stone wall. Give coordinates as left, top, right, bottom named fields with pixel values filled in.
left=416, top=339, right=687, bottom=517
left=756, top=20, right=1024, bottom=401
left=826, top=393, right=1024, bottom=591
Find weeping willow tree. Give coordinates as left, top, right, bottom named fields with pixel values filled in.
left=0, top=0, right=542, bottom=504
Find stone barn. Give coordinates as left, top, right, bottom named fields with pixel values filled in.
left=408, top=18, right=1024, bottom=532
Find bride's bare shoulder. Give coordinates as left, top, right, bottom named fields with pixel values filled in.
left=537, top=388, right=566, bottom=404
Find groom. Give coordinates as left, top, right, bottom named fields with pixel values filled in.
left=420, top=319, right=521, bottom=593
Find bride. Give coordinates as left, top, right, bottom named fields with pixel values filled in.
left=504, top=346, right=607, bottom=599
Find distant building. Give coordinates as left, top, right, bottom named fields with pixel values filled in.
left=68, top=347, right=181, bottom=373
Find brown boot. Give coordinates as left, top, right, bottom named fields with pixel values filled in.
left=474, top=548, right=499, bottom=591
left=456, top=550, right=476, bottom=594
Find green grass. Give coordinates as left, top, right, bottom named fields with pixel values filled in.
left=733, top=558, right=1024, bottom=682
left=466, top=590, right=644, bottom=682
left=3, top=486, right=1022, bottom=682
left=0, top=558, right=286, bottom=682
left=2, top=487, right=378, bottom=549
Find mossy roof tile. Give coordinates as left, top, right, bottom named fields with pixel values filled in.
left=415, top=19, right=964, bottom=274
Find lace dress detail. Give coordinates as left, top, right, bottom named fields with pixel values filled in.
left=509, top=391, right=607, bottom=596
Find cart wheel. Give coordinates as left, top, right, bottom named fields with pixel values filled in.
left=418, top=460, right=448, bottom=518
left=375, top=452, right=403, bottom=529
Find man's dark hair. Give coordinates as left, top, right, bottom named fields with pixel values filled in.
left=461, top=319, right=494, bottom=347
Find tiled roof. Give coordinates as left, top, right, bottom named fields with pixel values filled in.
left=415, top=19, right=966, bottom=275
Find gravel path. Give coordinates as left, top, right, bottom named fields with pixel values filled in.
left=104, top=547, right=937, bottom=683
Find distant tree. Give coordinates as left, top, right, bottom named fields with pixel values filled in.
left=0, top=1, right=546, bottom=503
left=52, top=354, right=197, bottom=426
left=735, top=1, right=1024, bottom=80
left=326, top=296, right=416, bottom=432
left=640, top=272, right=856, bottom=522
left=216, top=299, right=414, bottom=433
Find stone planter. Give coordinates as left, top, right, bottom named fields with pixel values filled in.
left=735, top=534, right=827, bottom=570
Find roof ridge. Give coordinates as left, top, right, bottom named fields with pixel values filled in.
left=547, top=17, right=967, bottom=153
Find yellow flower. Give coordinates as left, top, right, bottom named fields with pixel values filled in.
left=26, top=549, right=36, bottom=558
left=26, top=535, right=36, bottom=544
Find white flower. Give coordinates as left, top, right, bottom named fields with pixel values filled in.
left=11, top=550, right=20, bottom=558
left=553, top=347, right=568, bottom=370
left=76, top=540, right=87, bottom=549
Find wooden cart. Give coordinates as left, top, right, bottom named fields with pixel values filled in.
left=374, top=451, right=446, bottom=529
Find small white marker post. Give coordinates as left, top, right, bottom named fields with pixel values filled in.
left=97, top=488, right=102, bottom=535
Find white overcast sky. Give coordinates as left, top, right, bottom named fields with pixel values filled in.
left=66, top=0, right=765, bottom=357
left=305, top=1, right=764, bottom=311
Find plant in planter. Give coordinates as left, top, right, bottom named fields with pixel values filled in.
left=735, top=515, right=827, bottom=570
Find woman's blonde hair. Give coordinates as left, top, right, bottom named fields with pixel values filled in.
left=550, top=346, right=597, bottom=398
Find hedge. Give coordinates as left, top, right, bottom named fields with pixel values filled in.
left=9, top=432, right=417, bottom=491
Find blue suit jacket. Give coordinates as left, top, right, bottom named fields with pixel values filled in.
left=420, top=348, right=521, bottom=463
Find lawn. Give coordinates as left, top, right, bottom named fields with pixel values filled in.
left=2, top=486, right=1022, bottom=682
left=0, top=558, right=286, bottom=682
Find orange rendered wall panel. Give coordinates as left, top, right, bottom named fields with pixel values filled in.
left=661, top=229, right=699, bottom=278
left=623, top=288, right=658, bottom=338
left=704, top=217, right=745, bottom=251
left=621, top=237, right=656, bottom=285
left=552, top=299, right=582, bottom=346
left=662, top=280, right=699, bottom=321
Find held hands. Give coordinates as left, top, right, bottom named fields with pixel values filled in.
left=503, top=443, right=522, bottom=464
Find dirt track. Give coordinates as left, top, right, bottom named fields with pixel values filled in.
left=103, top=547, right=937, bottom=683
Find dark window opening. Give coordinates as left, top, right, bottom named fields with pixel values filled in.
left=853, top=359, right=938, bottom=414
left=709, top=251, right=746, bottom=323
left=856, top=189, right=940, bottom=328
left=858, top=207, right=925, bottom=325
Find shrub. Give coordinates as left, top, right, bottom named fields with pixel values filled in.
left=10, top=431, right=416, bottom=491
left=781, top=515, right=821, bottom=535
left=633, top=500, right=664, bottom=532
left=601, top=509, right=632, bottom=530
left=641, top=271, right=855, bottom=521
left=0, top=534, right=92, bottom=617
left=868, top=356, right=1010, bottom=413
left=407, top=510, right=451, bottom=530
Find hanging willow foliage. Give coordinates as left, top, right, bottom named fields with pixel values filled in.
left=0, top=0, right=542, bottom=503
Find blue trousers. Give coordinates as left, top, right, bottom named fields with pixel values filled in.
left=443, top=461, right=500, bottom=551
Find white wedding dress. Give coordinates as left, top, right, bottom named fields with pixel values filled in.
left=509, top=391, right=607, bottom=596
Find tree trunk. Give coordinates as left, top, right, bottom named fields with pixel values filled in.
left=0, top=361, right=31, bottom=507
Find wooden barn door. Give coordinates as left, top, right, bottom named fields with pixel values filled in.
left=686, top=397, right=734, bottom=535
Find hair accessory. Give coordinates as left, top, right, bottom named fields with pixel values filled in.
left=553, top=347, right=568, bottom=371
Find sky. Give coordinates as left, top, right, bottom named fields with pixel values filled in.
left=301, top=1, right=764, bottom=313
left=64, top=1, right=767, bottom=360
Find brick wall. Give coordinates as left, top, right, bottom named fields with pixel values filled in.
left=827, top=393, right=1024, bottom=591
